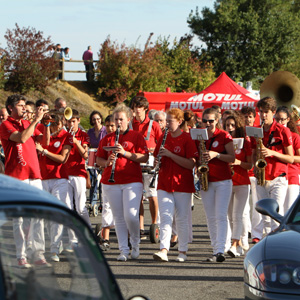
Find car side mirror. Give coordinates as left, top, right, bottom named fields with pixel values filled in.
left=255, top=198, right=284, bottom=224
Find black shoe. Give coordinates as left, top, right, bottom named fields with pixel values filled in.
left=170, top=241, right=177, bottom=248
left=216, top=252, right=225, bottom=262
left=128, top=238, right=132, bottom=250
left=100, top=239, right=110, bottom=251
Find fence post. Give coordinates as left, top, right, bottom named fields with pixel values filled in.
left=62, top=59, right=65, bottom=80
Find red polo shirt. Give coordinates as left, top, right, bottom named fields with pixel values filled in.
left=0, top=116, right=41, bottom=180
left=251, top=121, right=292, bottom=180
left=132, top=115, right=162, bottom=150
left=203, top=128, right=233, bottom=182
left=232, top=137, right=251, bottom=185
left=288, top=131, right=300, bottom=185
left=39, top=129, right=73, bottom=180
left=154, top=131, right=198, bottom=193
left=97, top=130, right=148, bottom=185
left=66, top=128, right=90, bottom=178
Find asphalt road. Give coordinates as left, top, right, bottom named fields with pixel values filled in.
left=90, top=197, right=249, bottom=300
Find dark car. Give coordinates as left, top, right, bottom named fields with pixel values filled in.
left=0, top=174, right=147, bottom=300
left=244, top=197, right=300, bottom=300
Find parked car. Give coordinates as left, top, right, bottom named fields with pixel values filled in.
left=244, top=197, right=300, bottom=299
left=0, top=174, right=147, bottom=300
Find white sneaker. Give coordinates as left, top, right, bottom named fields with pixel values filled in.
left=237, top=245, right=245, bottom=256
left=227, top=246, right=240, bottom=258
left=131, top=247, right=139, bottom=259
left=51, top=253, right=60, bottom=262
left=153, top=251, right=168, bottom=262
left=175, top=253, right=187, bottom=262
left=117, top=253, right=128, bottom=261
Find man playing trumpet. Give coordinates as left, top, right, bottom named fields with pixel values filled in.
left=251, top=97, right=294, bottom=243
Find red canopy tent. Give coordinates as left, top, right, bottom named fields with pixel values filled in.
left=165, top=72, right=259, bottom=112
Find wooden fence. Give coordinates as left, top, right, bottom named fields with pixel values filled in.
left=60, top=59, right=98, bottom=80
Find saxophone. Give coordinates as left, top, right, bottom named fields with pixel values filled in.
left=255, top=122, right=267, bottom=186
left=197, top=136, right=209, bottom=191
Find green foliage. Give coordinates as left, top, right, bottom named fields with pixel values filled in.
left=4, top=23, right=58, bottom=93
left=0, top=53, right=6, bottom=89
left=95, top=35, right=215, bottom=104
left=188, top=0, right=300, bottom=82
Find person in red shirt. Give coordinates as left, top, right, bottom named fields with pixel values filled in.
left=35, top=99, right=49, bottom=133
left=224, top=114, right=252, bottom=258
left=275, top=106, right=300, bottom=213
left=96, top=104, right=149, bottom=261
left=251, top=97, right=294, bottom=242
left=0, top=94, right=50, bottom=268
left=65, top=109, right=91, bottom=227
left=35, top=114, right=75, bottom=262
left=131, top=96, right=162, bottom=239
left=199, top=107, right=235, bottom=263
left=241, top=106, right=258, bottom=246
left=152, top=108, right=198, bottom=263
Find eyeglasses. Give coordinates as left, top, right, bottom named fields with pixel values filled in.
left=275, top=117, right=287, bottom=122
left=202, top=119, right=215, bottom=124
left=92, top=118, right=101, bottom=121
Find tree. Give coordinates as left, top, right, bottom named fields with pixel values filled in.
left=4, top=23, right=57, bottom=93
left=96, top=35, right=215, bottom=104
left=188, top=0, right=300, bottom=84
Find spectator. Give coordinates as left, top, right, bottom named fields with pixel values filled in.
left=54, top=98, right=67, bottom=111
left=62, top=47, right=71, bottom=61
left=154, top=111, right=167, bottom=132
left=0, top=108, right=8, bottom=124
left=82, top=46, right=94, bottom=81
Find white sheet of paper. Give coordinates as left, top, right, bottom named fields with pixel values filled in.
left=245, top=126, right=263, bottom=138
left=190, top=128, right=208, bottom=141
left=232, top=138, right=244, bottom=150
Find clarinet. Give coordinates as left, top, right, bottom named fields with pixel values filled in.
left=149, top=127, right=169, bottom=188
left=108, top=126, right=120, bottom=183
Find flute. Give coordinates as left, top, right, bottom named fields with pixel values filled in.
left=108, top=126, right=121, bottom=183
left=149, top=127, right=169, bottom=188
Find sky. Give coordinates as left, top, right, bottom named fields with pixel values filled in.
left=0, top=0, right=215, bottom=80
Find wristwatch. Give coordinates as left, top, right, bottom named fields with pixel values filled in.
left=216, top=153, right=221, bottom=159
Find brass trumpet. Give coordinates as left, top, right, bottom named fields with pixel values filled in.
left=41, top=107, right=73, bottom=125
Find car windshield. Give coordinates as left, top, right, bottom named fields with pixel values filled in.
left=0, top=205, right=120, bottom=300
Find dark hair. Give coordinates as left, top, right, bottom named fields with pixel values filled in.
left=6, top=94, right=27, bottom=114
left=25, top=100, right=35, bottom=106
left=223, top=114, right=246, bottom=138
left=257, top=97, right=277, bottom=112
left=35, top=99, right=48, bottom=108
left=276, top=106, right=299, bottom=134
left=130, top=96, right=149, bottom=111
left=89, top=110, right=103, bottom=126
left=211, top=105, right=221, bottom=113
left=50, top=114, right=64, bottom=126
left=105, top=114, right=114, bottom=123
left=182, top=109, right=195, bottom=128
left=71, top=109, right=80, bottom=119
left=241, top=106, right=256, bottom=117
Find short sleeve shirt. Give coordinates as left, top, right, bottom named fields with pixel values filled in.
left=0, top=116, right=41, bottom=180
left=154, top=131, right=198, bottom=193
left=97, top=130, right=148, bottom=184
left=66, top=128, right=90, bottom=178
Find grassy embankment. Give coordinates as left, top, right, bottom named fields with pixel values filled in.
left=0, top=81, right=112, bottom=130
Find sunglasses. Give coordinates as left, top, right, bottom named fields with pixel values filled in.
left=202, top=119, right=215, bottom=124
left=275, top=117, right=287, bottom=122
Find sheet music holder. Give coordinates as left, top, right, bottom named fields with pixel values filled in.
left=190, top=128, right=208, bottom=141
left=232, top=138, right=244, bottom=150
left=245, top=126, right=263, bottom=138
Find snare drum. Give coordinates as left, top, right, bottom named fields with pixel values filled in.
left=141, top=153, right=154, bottom=173
left=87, top=149, right=98, bottom=169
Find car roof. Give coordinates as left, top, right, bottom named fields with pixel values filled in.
left=0, top=174, right=66, bottom=208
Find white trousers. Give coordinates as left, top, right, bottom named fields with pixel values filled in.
left=228, top=185, right=250, bottom=240
left=284, top=184, right=299, bottom=214
left=13, top=179, right=45, bottom=260
left=201, top=180, right=232, bottom=254
left=102, top=182, right=143, bottom=255
left=67, top=176, right=91, bottom=226
left=42, top=178, right=77, bottom=251
left=157, top=190, right=192, bottom=252
left=101, top=188, right=115, bottom=227
left=255, top=176, right=288, bottom=238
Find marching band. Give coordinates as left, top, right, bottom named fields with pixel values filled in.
left=2, top=91, right=300, bottom=266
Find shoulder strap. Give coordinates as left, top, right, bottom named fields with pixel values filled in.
left=145, top=120, right=153, bottom=141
